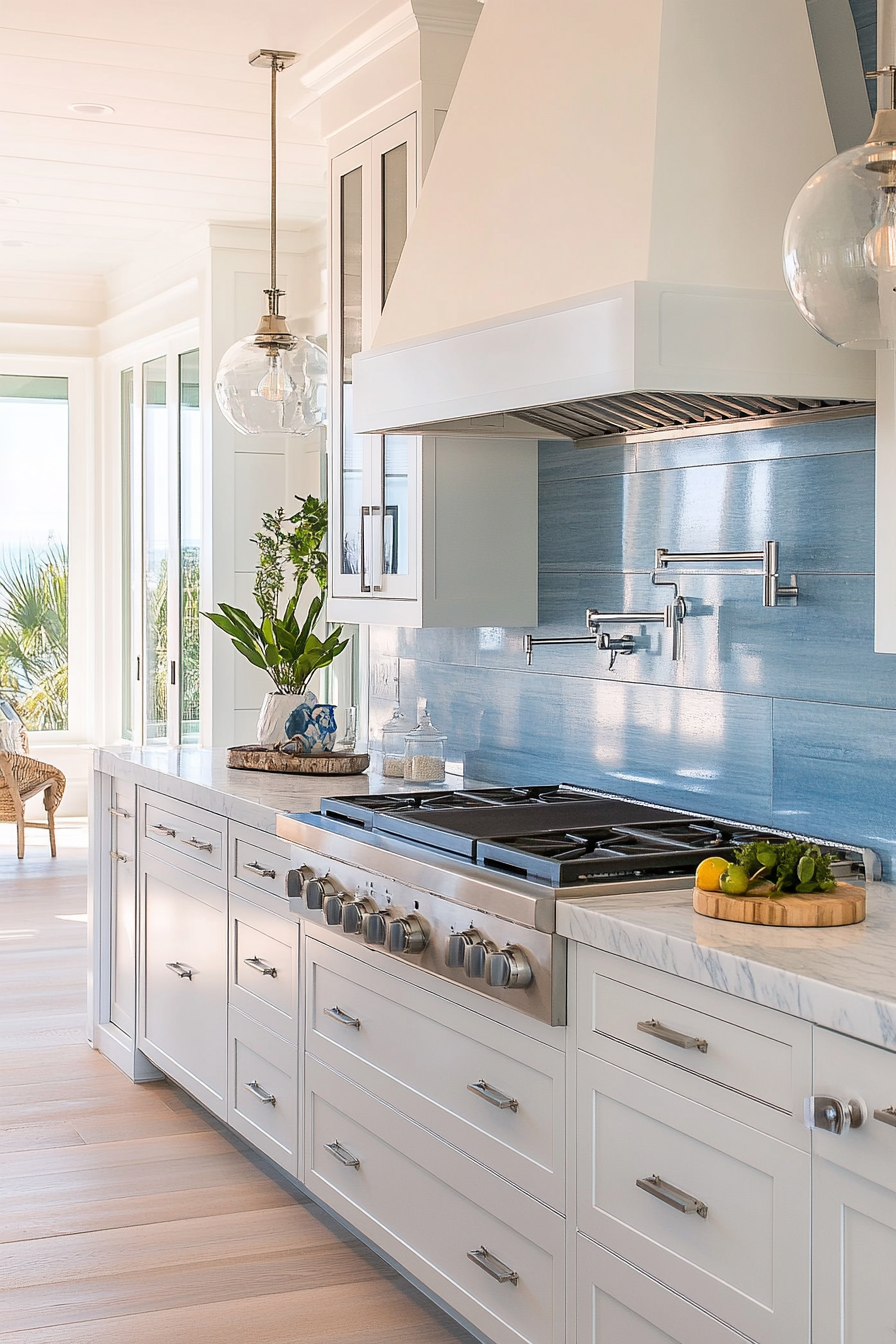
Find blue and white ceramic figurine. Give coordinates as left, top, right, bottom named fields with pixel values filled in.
left=285, top=699, right=338, bottom=753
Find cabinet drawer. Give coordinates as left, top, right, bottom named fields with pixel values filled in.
left=230, top=895, right=299, bottom=1042
left=578, top=945, right=810, bottom=1121
left=813, top=1028, right=896, bottom=1192
left=228, top=1008, right=299, bottom=1178
left=577, top=1234, right=749, bottom=1344
left=139, top=855, right=227, bottom=1117
left=577, top=1051, right=809, bottom=1344
left=306, top=935, right=564, bottom=1210
left=140, top=789, right=225, bottom=884
left=305, top=1057, right=564, bottom=1344
left=229, top=822, right=291, bottom=909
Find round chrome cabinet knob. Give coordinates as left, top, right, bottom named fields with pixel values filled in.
left=362, top=911, right=389, bottom=945
left=486, top=945, right=534, bottom=990
left=388, top=914, right=429, bottom=955
left=303, top=875, right=338, bottom=911
left=342, top=897, right=377, bottom=936
left=286, top=865, right=313, bottom=902
left=446, top=930, right=484, bottom=969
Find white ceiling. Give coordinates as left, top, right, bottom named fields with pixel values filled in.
left=0, top=1, right=374, bottom=285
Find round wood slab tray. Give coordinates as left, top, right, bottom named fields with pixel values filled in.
left=227, top=744, right=370, bottom=775
left=693, top=880, right=865, bottom=927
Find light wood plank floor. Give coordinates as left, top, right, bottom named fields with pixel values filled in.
left=0, top=823, right=476, bottom=1343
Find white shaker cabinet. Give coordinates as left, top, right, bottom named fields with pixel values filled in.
left=138, top=852, right=227, bottom=1118
left=327, top=114, right=538, bottom=629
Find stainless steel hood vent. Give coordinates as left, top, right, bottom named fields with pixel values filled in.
left=352, top=0, right=876, bottom=439
left=513, top=392, right=873, bottom=446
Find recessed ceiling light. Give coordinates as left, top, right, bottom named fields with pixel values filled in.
left=67, top=102, right=115, bottom=116
left=0, top=198, right=20, bottom=207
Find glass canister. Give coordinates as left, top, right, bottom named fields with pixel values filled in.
left=380, top=703, right=416, bottom=778
left=403, top=704, right=447, bottom=784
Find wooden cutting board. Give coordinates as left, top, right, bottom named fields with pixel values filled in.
left=693, top=881, right=865, bottom=927
left=226, top=745, right=370, bottom=775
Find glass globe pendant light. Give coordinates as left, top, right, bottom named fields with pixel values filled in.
left=783, top=30, right=896, bottom=350
left=215, top=50, right=327, bottom=434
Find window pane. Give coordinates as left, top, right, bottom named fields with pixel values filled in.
left=143, top=357, right=168, bottom=741
left=0, top=375, right=69, bottom=731
left=179, top=350, right=200, bottom=743
left=341, top=166, right=363, bottom=576
left=121, top=369, right=135, bottom=740
left=382, top=142, right=408, bottom=306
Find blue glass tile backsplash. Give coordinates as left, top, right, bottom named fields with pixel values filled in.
left=369, top=414, right=896, bottom=876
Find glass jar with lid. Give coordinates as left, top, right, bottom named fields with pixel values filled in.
left=403, top=704, right=447, bottom=784
left=380, top=703, right=416, bottom=778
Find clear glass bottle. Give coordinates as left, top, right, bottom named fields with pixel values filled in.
left=403, top=704, right=447, bottom=784
left=380, top=702, right=415, bottom=779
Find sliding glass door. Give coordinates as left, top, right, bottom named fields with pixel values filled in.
left=121, top=345, right=201, bottom=745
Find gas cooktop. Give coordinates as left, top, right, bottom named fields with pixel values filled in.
left=317, top=784, right=784, bottom=885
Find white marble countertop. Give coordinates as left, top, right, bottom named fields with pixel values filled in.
left=94, top=746, right=454, bottom=833
left=558, top=883, right=896, bottom=1051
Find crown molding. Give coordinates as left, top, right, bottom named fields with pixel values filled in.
left=296, top=0, right=481, bottom=98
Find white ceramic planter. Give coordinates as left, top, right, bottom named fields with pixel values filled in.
left=255, top=691, right=315, bottom=747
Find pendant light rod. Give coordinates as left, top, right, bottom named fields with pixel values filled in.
left=249, top=49, right=296, bottom=312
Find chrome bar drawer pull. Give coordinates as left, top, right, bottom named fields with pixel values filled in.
left=874, top=1107, right=896, bottom=1128
left=325, top=1005, right=361, bottom=1029
left=467, top=1246, right=519, bottom=1285
left=108, top=806, right=131, bottom=819
left=637, top=1017, right=708, bottom=1053
left=182, top=836, right=214, bottom=852
left=325, top=1139, right=360, bottom=1168
left=166, top=961, right=195, bottom=980
left=151, top=823, right=176, bottom=837
left=467, top=1079, right=519, bottom=1112
left=636, top=1174, right=708, bottom=1218
left=245, top=1080, right=276, bottom=1105
left=110, top=850, right=131, bottom=863
left=244, top=955, right=277, bottom=978
left=244, top=860, right=276, bottom=879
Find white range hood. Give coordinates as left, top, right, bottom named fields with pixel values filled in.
left=353, top=0, right=875, bottom=441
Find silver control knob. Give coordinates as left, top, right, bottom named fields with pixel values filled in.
left=362, top=911, right=390, bottom=945
left=342, top=897, right=377, bottom=936
left=486, top=945, right=534, bottom=990
left=389, top=914, right=429, bottom=955
left=465, top=938, right=498, bottom=979
left=446, top=929, right=485, bottom=969
left=304, top=876, right=338, bottom=911
left=324, top=892, right=350, bottom=926
left=286, top=865, right=313, bottom=905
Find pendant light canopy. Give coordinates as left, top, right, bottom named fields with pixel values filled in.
left=783, top=5, right=896, bottom=350
left=215, top=50, right=327, bottom=434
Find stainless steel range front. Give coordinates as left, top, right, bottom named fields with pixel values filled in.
left=276, top=785, right=872, bottom=1026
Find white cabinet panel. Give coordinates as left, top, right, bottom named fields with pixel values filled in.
left=228, top=1007, right=299, bottom=1178
left=139, top=788, right=225, bottom=884
left=230, top=894, right=299, bottom=1043
left=109, top=776, right=137, bottom=1036
left=229, top=821, right=291, bottom=909
left=139, top=853, right=227, bottom=1117
left=576, top=1051, right=809, bottom=1344
left=813, top=1156, right=896, bottom=1344
left=305, top=1056, right=565, bottom=1344
left=305, top=935, right=565, bottom=1209
left=813, top=1026, right=896, bottom=1193
left=577, top=1234, right=748, bottom=1344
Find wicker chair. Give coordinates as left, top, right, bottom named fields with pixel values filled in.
left=0, top=750, right=66, bottom=859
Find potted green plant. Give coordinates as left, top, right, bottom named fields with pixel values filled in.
left=203, top=497, right=348, bottom=746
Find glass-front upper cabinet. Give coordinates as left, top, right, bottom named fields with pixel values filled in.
left=330, top=115, right=417, bottom=611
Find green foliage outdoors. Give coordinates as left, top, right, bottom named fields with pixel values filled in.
left=203, top=497, right=347, bottom=697
left=0, top=546, right=68, bottom=731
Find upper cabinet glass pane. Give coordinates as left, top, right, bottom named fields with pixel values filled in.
left=179, top=350, right=200, bottom=744
left=340, top=166, right=363, bottom=576
left=382, top=142, right=408, bottom=307
left=143, top=356, right=168, bottom=742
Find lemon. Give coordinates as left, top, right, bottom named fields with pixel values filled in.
left=719, top=864, right=750, bottom=896
left=695, top=856, right=730, bottom=891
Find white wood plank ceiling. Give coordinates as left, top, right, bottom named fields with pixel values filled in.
left=0, top=1, right=373, bottom=283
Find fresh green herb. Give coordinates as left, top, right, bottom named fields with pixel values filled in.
left=733, top=837, right=838, bottom=895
